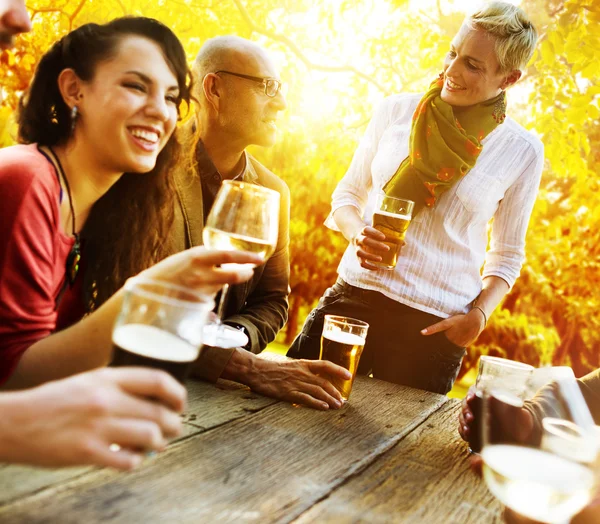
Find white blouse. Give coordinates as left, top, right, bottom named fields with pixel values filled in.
left=326, top=93, right=544, bottom=318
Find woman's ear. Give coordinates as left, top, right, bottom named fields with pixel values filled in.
left=501, top=70, right=522, bottom=90
left=57, top=68, right=84, bottom=109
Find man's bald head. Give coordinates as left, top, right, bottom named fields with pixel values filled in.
left=193, top=35, right=286, bottom=149
left=194, top=36, right=274, bottom=85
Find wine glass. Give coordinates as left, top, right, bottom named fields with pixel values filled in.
left=480, top=367, right=599, bottom=524
left=202, top=180, right=280, bottom=344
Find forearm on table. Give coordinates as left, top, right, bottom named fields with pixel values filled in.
left=473, top=276, right=511, bottom=322
left=219, top=348, right=265, bottom=387
left=2, top=290, right=124, bottom=390
left=332, top=205, right=365, bottom=243
left=0, top=390, right=24, bottom=461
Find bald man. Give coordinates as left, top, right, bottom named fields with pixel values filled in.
left=171, top=36, right=350, bottom=410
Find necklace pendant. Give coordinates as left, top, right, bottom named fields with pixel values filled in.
left=66, top=238, right=81, bottom=286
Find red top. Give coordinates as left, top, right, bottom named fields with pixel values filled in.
left=0, top=144, right=83, bottom=384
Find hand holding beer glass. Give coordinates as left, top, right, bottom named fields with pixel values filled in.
left=202, top=180, right=280, bottom=341
left=112, top=278, right=214, bottom=383
left=465, top=356, right=534, bottom=453
left=370, top=195, right=414, bottom=270
left=320, top=315, right=369, bottom=402
left=480, top=367, right=600, bottom=524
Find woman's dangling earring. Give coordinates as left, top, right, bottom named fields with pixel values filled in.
left=70, top=105, right=79, bottom=133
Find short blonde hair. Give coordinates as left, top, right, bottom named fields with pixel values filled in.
left=467, top=1, right=538, bottom=72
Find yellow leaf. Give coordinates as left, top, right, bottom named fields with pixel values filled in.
left=540, top=39, right=555, bottom=66
left=581, top=61, right=600, bottom=79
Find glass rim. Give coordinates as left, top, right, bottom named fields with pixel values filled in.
left=479, top=355, right=534, bottom=372
left=124, top=277, right=215, bottom=311
left=323, top=314, right=369, bottom=329
left=542, top=418, right=585, bottom=439
left=221, top=179, right=280, bottom=200
left=542, top=417, right=600, bottom=446
left=376, top=194, right=415, bottom=206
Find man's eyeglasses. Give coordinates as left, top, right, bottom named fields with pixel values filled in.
left=214, top=71, right=283, bottom=98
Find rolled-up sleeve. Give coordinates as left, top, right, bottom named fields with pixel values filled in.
left=325, top=96, right=402, bottom=231
left=482, top=141, right=544, bottom=289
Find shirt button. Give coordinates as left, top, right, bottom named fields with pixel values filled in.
left=213, top=175, right=220, bottom=181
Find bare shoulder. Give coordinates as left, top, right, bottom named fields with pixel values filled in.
left=0, top=144, right=58, bottom=200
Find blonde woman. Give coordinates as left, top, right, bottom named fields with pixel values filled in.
left=289, top=2, right=543, bottom=395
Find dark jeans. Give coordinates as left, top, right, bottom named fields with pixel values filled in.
left=287, top=278, right=466, bottom=395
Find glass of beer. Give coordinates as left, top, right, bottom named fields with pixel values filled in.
left=319, top=315, right=369, bottom=402
left=467, top=356, right=534, bottom=453
left=481, top=367, right=599, bottom=524
left=111, top=278, right=214, bottom=383
left=371, top=194, right=414, bottom=270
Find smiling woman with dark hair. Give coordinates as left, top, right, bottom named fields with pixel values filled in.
left=0, top=17, right=260, bottom=389
left=289, top=1, right=544, bottom=396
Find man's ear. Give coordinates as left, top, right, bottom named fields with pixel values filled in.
left=57, top=68, right=84, bottom=110
left=501, top=69, right=522, bottom=90
left=202, top=73, right=222, bottom=112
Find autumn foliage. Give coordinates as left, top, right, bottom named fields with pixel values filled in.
left=1, top=0, right=598, bottom=378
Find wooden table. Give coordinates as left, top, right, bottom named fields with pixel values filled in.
left=0, top=374, right=503, bottom=523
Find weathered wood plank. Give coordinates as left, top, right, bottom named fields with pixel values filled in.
left=0, top=377, right=448, bottom=523
left=0, top=378, right=277, bottom=507
left=293, top=400, right=503, bottom=524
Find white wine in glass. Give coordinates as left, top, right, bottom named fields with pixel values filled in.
left=202, top=228, right=276, bottom=261
left=202, top=180, right=280, bottom=332
left=480, top=368, right=599, bottom=524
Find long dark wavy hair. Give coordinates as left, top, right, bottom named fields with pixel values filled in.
left=17, top=17, right=193, bottom=309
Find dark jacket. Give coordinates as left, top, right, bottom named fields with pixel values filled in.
left=170, top=126, right=290, bottom=381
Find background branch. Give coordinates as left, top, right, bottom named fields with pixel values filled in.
left=231, top=0, right=391, bottom=95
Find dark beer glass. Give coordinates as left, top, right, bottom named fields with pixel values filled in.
left=111, top=278, right=214, bottom=383
left=319, top=315, right=369, bottom=401
left=467, top=356, right=533, bottom=453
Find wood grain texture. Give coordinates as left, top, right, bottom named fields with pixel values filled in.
left=0, top=378, right=276, bottom=507
left=293, top=400, right=503, bottom=524
left=0, top=377, right=447, bottom=523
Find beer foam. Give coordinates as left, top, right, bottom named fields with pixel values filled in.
left=113, top=324, right=199, bottom=363
left=323, top=330, right=365, bottom=346
left=373, top=210, right=411, bottom=220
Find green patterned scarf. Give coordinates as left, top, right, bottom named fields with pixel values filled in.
left=383, top=75, right=506, bottom=215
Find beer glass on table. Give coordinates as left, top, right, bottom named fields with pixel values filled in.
left=481, top=367, right=600, bottom=524
left=371, top=195, right=414, bottom=270
left=111, top=278, right=214, bottom=383
left=202, top=180, right=280, bottom=339
left=467, top=356, right=534, bottom=453
left=320, top=315, right=369, bottom=402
